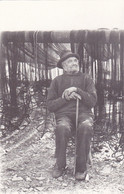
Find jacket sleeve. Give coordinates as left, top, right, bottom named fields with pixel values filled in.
left=46, top=78, right=67, bottom=113
left=77, top=75, right=97, bottom=108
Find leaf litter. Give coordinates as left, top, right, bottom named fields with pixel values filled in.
left=0, top=108, right=124, bottom=194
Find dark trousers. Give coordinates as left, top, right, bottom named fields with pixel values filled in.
left=55, top=113, right=93, bottom=172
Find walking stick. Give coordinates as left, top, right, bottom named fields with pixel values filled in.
left=73, top=98, right=79, bottom=175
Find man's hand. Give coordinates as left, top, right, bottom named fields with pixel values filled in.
left=69, top=92, right=81, bottom=100
left=62, top=87, right=77, bottom=100
left=62, top=87, right=81, bottom=100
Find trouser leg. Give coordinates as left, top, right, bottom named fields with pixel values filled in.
left=55, top=117, right=71, bottom=169
left=76, top=116, right=93, bottom=172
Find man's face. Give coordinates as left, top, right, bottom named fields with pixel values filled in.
left=62, top=57, right=79, bottom=74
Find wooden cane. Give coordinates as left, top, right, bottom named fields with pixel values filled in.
left=73, top=98, right=79, bottom=175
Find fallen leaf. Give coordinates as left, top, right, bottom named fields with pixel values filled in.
left=100, top=165, right=113, bottom=176
left=85, top=173, right=90, bottom=182
left=36, top=187, right=44, bottom=191
left=12, top=175, right=23, bottom=181
left=25, top=177, right=32, bottom=182
left=36, top=176, right=46, bottom=181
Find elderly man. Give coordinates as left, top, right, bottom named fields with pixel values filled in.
left=47, top=50, right=97, bottom=180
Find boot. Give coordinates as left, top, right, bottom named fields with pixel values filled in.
left=75, top=171, right=87, bottom=180
left=52, top=164, right=65, bottom=178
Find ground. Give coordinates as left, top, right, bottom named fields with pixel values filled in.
left=0, top=107, right=124, bottom=194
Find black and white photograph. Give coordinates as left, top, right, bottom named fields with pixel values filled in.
left=0, top=1, right=124, bottom=193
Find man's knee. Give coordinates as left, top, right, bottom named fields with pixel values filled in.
left=78, top=119, right=93, bottom=135
left=56, top=124, right=70, bottom=137
left=56, top=116, right=71, bottom=136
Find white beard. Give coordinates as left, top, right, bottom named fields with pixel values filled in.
left=66, top=66, right=79, bottom=74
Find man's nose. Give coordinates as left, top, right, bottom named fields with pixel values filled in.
left=73, top=62, right=78, bottom=66
left=73, top=60, right=77, bottom=64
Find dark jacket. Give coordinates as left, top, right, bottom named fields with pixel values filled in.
left=47, top=72, right=97, bottom=117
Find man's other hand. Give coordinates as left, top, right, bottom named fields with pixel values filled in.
left=62, top=87, right=77, bottom=100
left=62, top=89, right=81, bottom=100
left=69, top=92, right=81, bottom=100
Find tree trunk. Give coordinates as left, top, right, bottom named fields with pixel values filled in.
left=8, top=43, right=18, bottom=116
left=0, top=32, right=4, bottom=99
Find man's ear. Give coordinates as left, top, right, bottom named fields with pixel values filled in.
left=61, top=62, right=66, bottom=70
